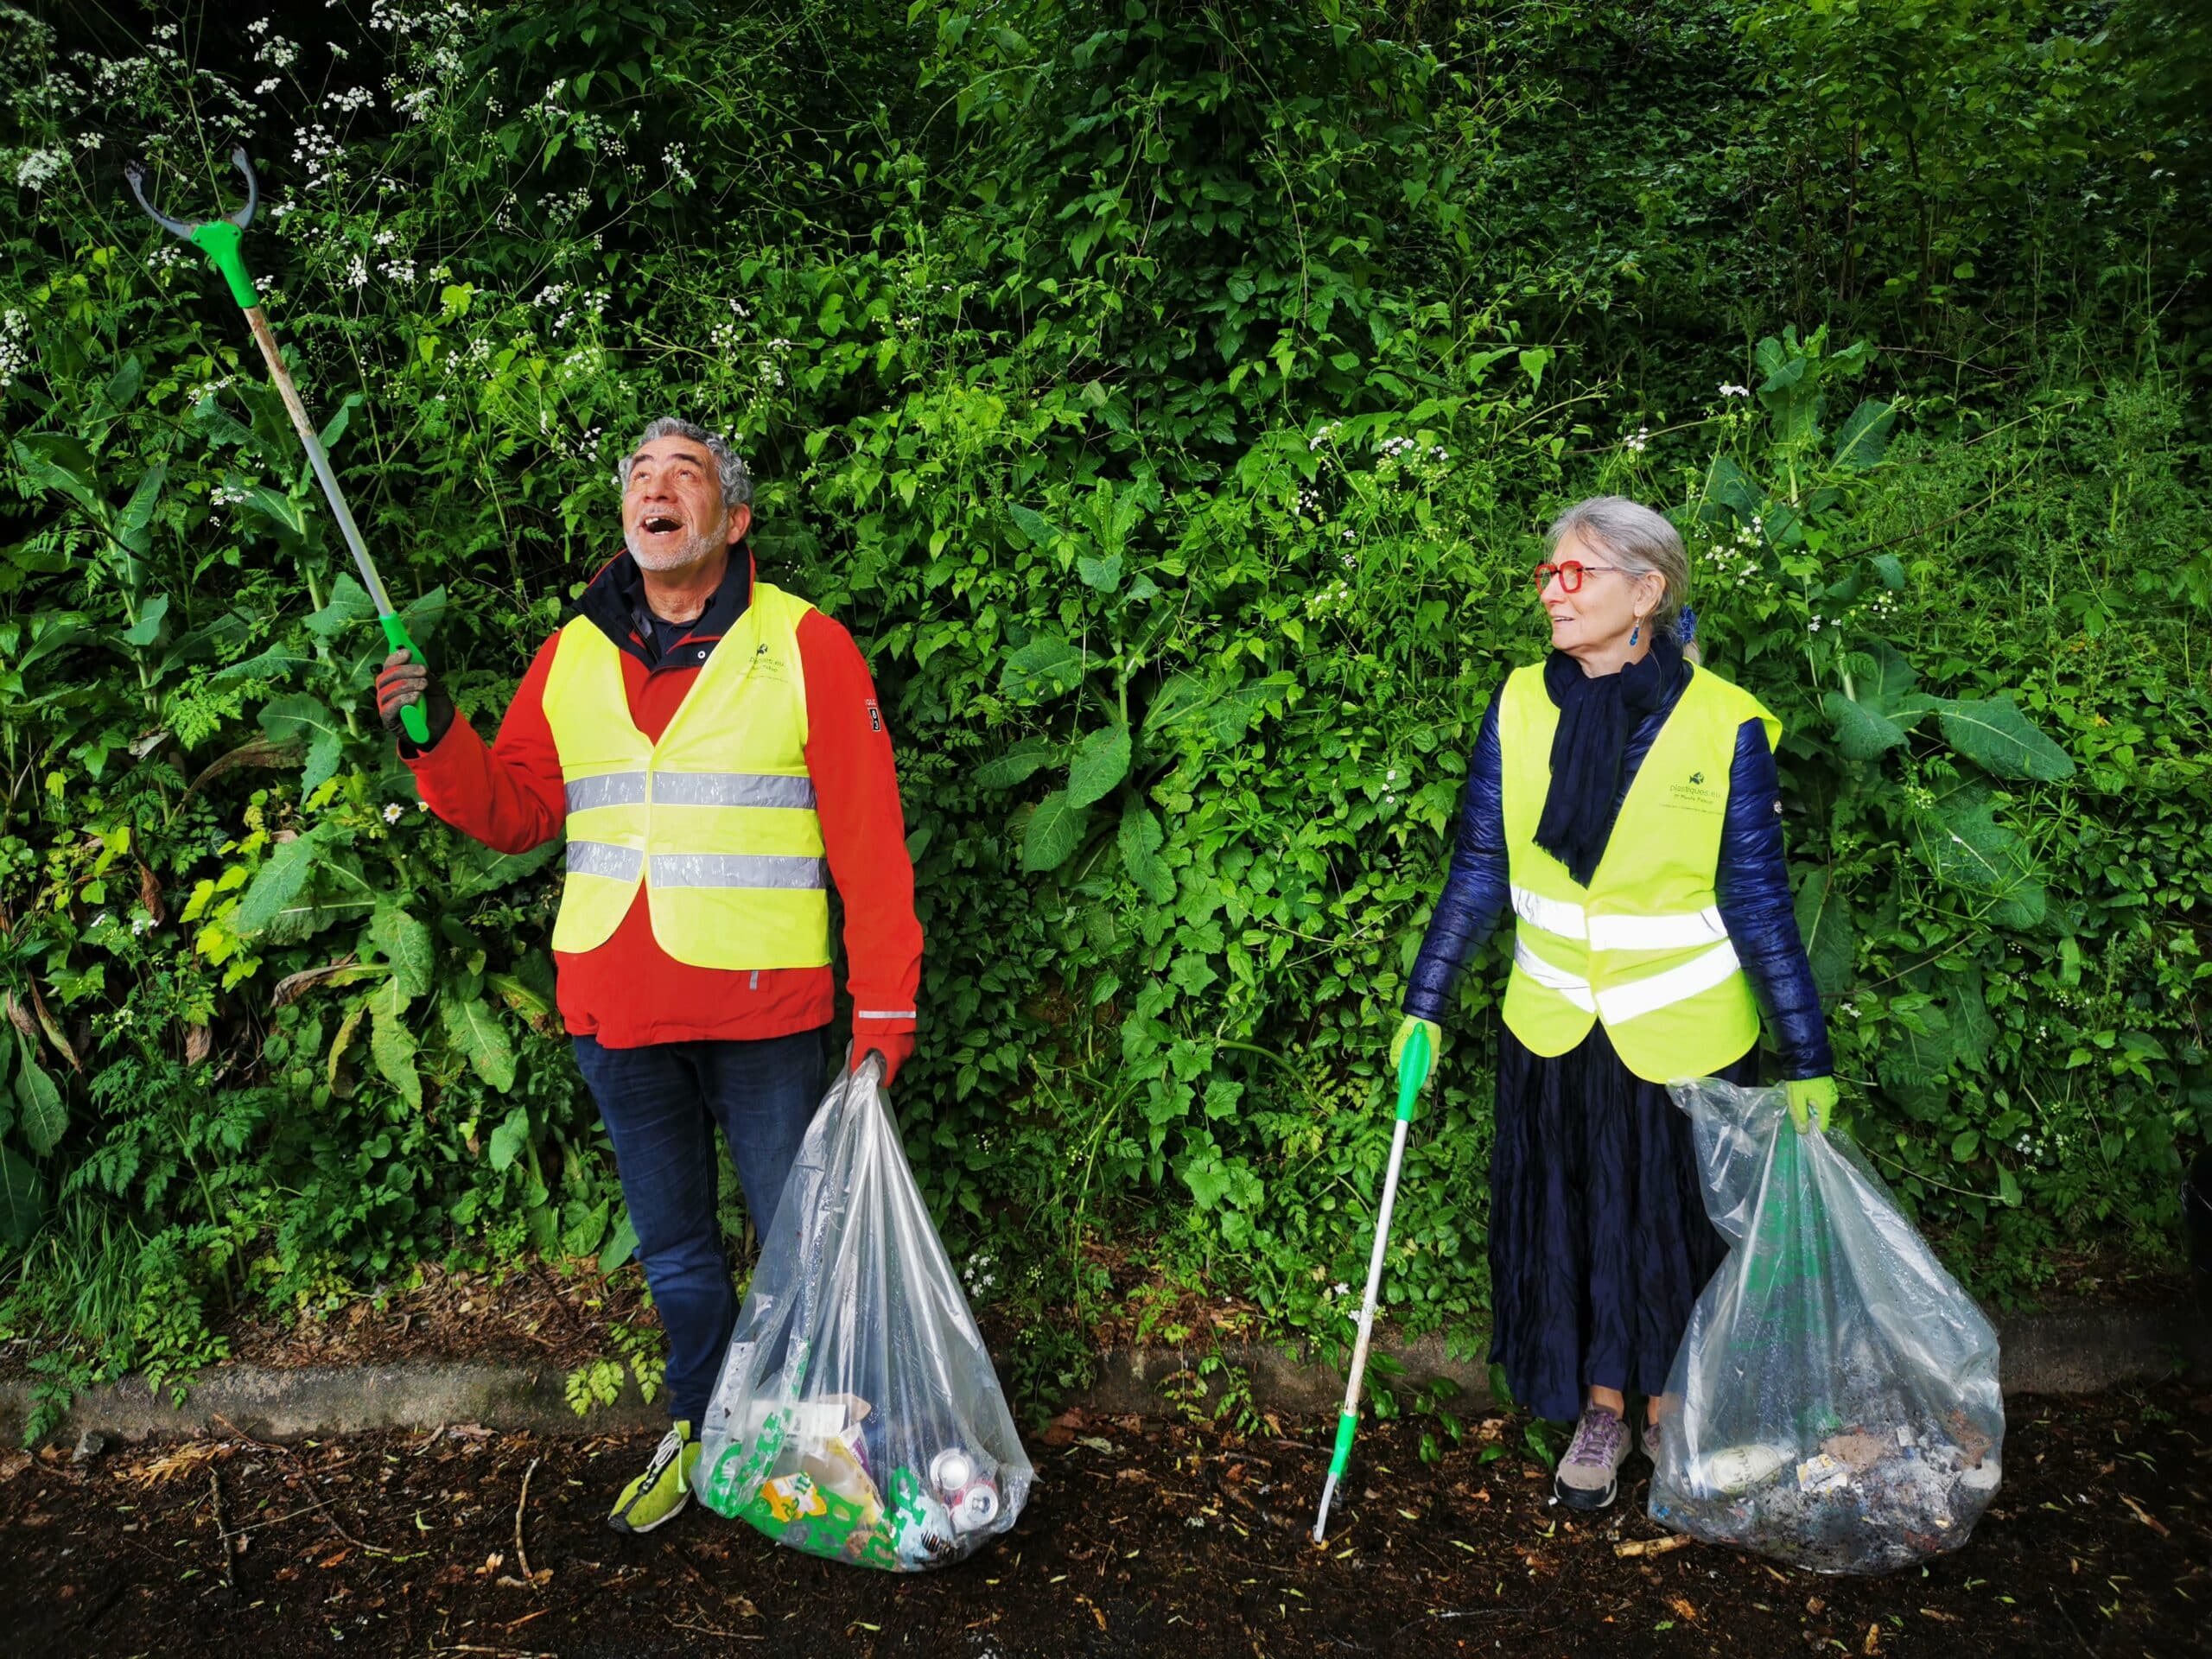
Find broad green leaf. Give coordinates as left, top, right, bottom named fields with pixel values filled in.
left=327, top=1001, right=367, bottom=1091
left=1949, top=969, right=1999, bottom=1070
left=1020, top=790, right=1088, bottom=873
left=113, top=462, right=166, bottom=556
left=1877, top=1001, right=1954, bottom=1116
left=999, top=633, right=1084, bottom=701
left=972, top=735, right=1059, bottom=790
left=10, top=434, right=100, bottom=514
left=1791, top=867, right=1853, bottom=999
left=484, top=971, right=556, bottom=1028
left=232, top=830, right=322, bottom=935
left=597, top=1211, right=639, bottom=1274
left=243, top=486, right=308, bottom=542
left=1860, top=638, right=1917, bottom=713
left=213, top=644, right=316, bottom=683
left=306, top=575, right=378, bottom=639
left=1007, top=503, right=1062, bottom=549
left=96, top=355, right=144, bottom=416
left=488, top=1103, right=531, bottom=1172
left=1916, top=798, right=2046, bottom=927
left=1950, top=1128, right=1980, bottom=1163
left=1118, top=796, right=1175, bottom=905
left=1077, top=551, right=1123, bottom=592
left=15, top=1052, right=66, bottom=1156
left=442, top=994, right=517, bottom=1093
left=1870, top=553, right=1905, bottom=591
left=0, top=1146, right=44, bottom=1248
left=370, top=1004, right=423, bottom=1109
left=1831, top=398, right=1895, bottom=470
left=1696, top=454, right=1763, bottom=526
left=121, top=593, right=169, bottom=648
left=1065, top=723, right=1131, bottom=808
left=448, top=838, right=560, bottom=899
left=259, top=694, right=345, bottom=794
left=1936, top=696, right=2075, bottom=782
left=368, top=906, right=435, bottom=1000
left=1822, top=690, right=1906, bottom=760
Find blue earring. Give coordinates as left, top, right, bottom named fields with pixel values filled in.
left=1630, top=620, right=1641, bottom=647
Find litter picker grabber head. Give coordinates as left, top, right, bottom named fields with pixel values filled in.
left=124, top=147, right=259, bottom=308
left=122, top=149, right=433, bottom=745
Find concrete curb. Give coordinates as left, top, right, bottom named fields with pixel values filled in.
left=4, top=1294, right=2204, bottom=1446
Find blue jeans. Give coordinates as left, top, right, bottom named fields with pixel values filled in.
left=572, top=1028, right=827, bottom=1425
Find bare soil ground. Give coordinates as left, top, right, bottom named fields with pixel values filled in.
left=0, top=1378, right=2202, bottom=1658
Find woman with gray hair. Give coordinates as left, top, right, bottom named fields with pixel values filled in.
left=1392, top=495, right=1836, bottom=1514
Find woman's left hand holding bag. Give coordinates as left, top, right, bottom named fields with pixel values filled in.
left=1784, top=1076, right=1838, bottom=1135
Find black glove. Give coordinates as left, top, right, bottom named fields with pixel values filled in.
left=374, top=649, right=454, bottom=750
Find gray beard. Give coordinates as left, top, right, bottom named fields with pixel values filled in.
left=625, top=524, right=720, bottom=572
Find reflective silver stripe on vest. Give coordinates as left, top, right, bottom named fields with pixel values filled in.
left=564, top=772, right=649, bottom=814
left=1585, top=906, right=1729, bottom=953
left=651, top=772, right=818, bottom=810
left=856, top=1008, right=915, bottom=1021
left=1510, top=885, right=1587, bottom=940
left=1512, top=938, right=1598, bottom=1013
left=567, top=840, right=644, bottom=880
left=648, top=853, right=828, bottom=891
left=1593, top=940, right=1743, bottom=1026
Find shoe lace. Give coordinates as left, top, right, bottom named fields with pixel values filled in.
left=642, top=1427, right=684, bottom=1483
left=1566, top=1408, right=1627, bottom=1468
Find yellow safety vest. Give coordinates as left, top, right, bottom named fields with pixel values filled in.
left=540, top=582, right=830, bottom=969
left=1497, top=663, right=1782, bottom=1084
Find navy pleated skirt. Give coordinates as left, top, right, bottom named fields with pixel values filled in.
left=1485, top=1021, right=1758, bottom=1424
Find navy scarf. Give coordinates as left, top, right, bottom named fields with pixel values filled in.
left=1535, top=632, right=1686, bottom=887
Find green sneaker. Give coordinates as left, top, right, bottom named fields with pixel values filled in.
left=607, top=1421, right=700, bottom=1535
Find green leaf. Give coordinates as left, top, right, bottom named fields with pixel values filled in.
left=1118, top=796, right=1175, bottom=904
left=1000, top=633, right=1085, bottom=701
left=10, top=434, right=100, bottom=514
left=14, top=1052, right=66, bottom=1156
left=232, top=830, right=323, bottom=935
left=488, top=1103, right=531, bottom=1172
left=1916, top=797, right=2046, bottom=926
left=448, top=838, right=560, bottom=899
left=370, top=1004, right=423, bottom=1109
left=306, top=575, right=378, bottom=639
left=243, top=486, right=309, bottom=543
left=1077, top=552, right=1123, bottom=592
left=972, top=735, right=1058, bottom=790
left=1831, top=398, right=1895, bottom=470
left=1950, top=1128, right=1980, bottom=1163
left=1877, top=1002, right=1954, bottom=1116
left=1949, top=971, right=1999, bottom=1070
left=122, top=593, right=169, bottom=647
left=0, top=1146, right=44, bottom=1248
left=442, top=995, right=517, bottom=1093
left=1996, top=1166, right=2022, bottom=1207
left=597, top=1210, right=639, bottom=1274
left=257, top=695, right=345, bottom=793
left=1792, top=867, right=1853, bottom=999
left=96, top=355, right=144, bottom=416
left=1066, top=723, right=1131, bottom=808
left=368, top=906, right=435, bottom=999
left=1007, top=503, right=1062, bottom=549
left=1935, top=697, right=2076, bottom=782
left=1821, top=690, right=1906, bottom=760
left=114, top=461, right=166, bottom=556
left=1870, top=554, right=1905, bottom=591
left=1020, top=790, right=1088, bottom=873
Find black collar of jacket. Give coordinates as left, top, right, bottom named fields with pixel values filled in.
left=576, top=544, right=753, bottom=673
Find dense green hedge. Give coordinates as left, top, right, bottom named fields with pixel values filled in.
left=0, top=0, right=2205, bottom=1421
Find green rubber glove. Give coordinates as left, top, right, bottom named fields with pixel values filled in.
left=1786, top=1075, right=1838, bottom=1135
left=1390, top=1015, right=1442, bottom=1090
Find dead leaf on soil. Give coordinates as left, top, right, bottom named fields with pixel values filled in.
left=0, top=1452, right=31, bottom=1482
left=127, top=1441, right=225, bottom=1486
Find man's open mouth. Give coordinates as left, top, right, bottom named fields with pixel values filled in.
left=640, top=515, right=682, bottom=534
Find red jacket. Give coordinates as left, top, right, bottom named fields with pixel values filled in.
left=406, top=550, right=920, bottom=1051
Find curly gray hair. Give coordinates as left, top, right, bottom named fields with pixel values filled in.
left=618, top=417, right=753, bottom=509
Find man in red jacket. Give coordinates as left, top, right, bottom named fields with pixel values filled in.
left=376, top=417, right=920, bottom=1534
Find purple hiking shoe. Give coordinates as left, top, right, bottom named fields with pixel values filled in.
left=1554, top=1403, right=1630, bottom=1512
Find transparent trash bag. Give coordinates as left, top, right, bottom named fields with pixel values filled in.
left=694, top=1058, right=1033, bottom=1571
left=1649, top=1077, right=2004, bottom=1575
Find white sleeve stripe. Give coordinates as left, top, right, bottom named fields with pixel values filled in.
left=855, top=1008, right=916, bottom=1020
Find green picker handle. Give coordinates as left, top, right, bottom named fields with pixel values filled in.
left=1313, top=1020, right=1430, bottom=1543
left=126, top=149, right=430, bottom=744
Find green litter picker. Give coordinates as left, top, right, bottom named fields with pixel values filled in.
left=125, top=147, right=431, bottom=744
left=1313, top=1020, right=1431, bottom=1543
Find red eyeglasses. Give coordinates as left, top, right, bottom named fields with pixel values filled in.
left=1529, top=560, right=1626, bottom=594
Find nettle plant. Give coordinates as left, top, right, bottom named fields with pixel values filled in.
left=1682, top=327, right=2077, bottom=1211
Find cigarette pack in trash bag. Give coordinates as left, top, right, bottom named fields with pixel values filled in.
left=694, top=1058, right=1033, bottom=1571
left=1649, top=1077, right=2004, bottom=1575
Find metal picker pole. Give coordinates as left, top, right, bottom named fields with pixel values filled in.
left=1313, top=1022, right=1431, bottom=1544
left=124, top=149, right=430, bottom=744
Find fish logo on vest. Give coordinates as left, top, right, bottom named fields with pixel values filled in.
left=1667, top=769, right=1723, bottom=814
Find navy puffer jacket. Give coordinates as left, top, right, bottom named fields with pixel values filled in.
left=1403, top=671, right=1834, bottom=1080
